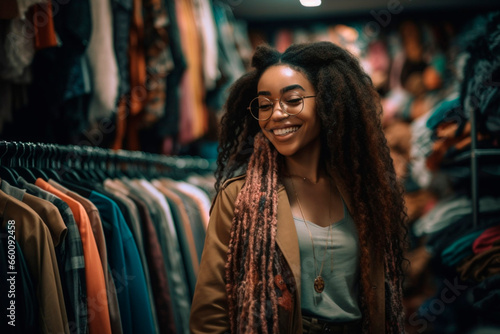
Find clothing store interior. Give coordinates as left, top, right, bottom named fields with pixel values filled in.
left=1, top=0, right=500, bottom=333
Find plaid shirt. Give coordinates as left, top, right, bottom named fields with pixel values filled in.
left=18, top=177, right=87, bottom=334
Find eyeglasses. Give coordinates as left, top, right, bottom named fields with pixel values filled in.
left=247, top=91, right=316, bottom=121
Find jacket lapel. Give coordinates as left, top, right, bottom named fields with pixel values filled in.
left=276, top=184, right=301, bottom=291
left=276, top=184, right=303, bottom=333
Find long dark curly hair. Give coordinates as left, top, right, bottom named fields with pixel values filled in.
left=216, top=41, right=408, bottom=332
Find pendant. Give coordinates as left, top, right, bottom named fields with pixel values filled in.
left=314, top=276, right=325, bottom=293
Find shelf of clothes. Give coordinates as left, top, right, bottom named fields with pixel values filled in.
left=401, top=12, right=500, bottom=334
left=0, top=142, right=216, bottom=334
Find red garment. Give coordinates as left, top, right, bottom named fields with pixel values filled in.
left=30, top=2, right=58, bottom=50
left=473, top=225, right=500, bottom=254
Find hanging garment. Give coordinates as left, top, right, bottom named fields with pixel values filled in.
left=0, top=234, right=39, bottom=333
left=46, top=181, right=123, bottom=334
left=98, top=183, right=161, bottom=333
left=103, top=179, right=177, bottom=334
left=17, top=177, right=88, bottom=334
left=35, top=179, right=112, bottom=334
left=86, top=0, right=119, bottom=123
left=127, top=179, right=191, bottom=334
left=0, top=190, right=69, bottom=334
left=158, top=179, right=206, bottom=260
left=152, top=180, right=199, bottom=297
left=85, top=190, right=156, bottom=334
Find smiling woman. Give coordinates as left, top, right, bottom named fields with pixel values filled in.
left=189, top=42, right=408, bottom=334
left=256, top=66, right=321, bottom=158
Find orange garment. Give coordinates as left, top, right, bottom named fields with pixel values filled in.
left=176, top=0, right=207, bottom=144
left=47, top=180, right=123, bottom=334
left=35, top=179, right=112, bottom=334
left=112, top=96, right=129, bottom=150
left=30, top=2, right=58, bottom=50
left=128, top=0, right=146, bottom=116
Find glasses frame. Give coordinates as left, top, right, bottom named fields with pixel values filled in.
left=247, top=92, right=317, bottom=121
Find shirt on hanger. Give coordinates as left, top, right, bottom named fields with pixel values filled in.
left=46, top=180, right=123, bottom=334
left=17, top=177, right=88, bottom=334
left=35, top=178, right=112, bottom=334
left=0, top=190, right=69, bottom=334
left=86, top=190, right=156, bottom=334
left=104, top=179, right=177, bottom=334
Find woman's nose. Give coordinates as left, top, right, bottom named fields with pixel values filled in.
left=270, top=100, right=289, bottom=119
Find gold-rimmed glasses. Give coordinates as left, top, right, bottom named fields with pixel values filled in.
left=247, top=91, right=316, bottom=121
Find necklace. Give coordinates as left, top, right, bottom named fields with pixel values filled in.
left=285, top=173, right=320, bottom=185
left=290, top=177, right=333, bottom=294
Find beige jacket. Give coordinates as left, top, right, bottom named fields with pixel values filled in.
left=190, top=174, right=385, bottom=333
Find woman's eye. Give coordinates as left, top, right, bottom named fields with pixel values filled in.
left=259, top=104, right=273, bottom=110
left=285, top=98, right=301, bottom=105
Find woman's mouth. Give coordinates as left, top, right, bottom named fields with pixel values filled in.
left=273, top=126, right=300, bottom=136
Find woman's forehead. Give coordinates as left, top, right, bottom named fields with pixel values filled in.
left=257, top=65, right=313, bottom=93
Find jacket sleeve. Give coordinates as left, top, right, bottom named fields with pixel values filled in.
left=189, top=182, right=239, bottom=333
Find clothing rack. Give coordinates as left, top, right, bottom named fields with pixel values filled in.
left=450, top=102, right=500, bottom=228
left=0, top=141, right=216, bottom=181
left=468, top=103, right=500, bottom=228
left=0, top=141, right=216, bottom=334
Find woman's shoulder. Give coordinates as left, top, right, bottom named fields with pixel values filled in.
left=209, top=174, right=247, bottom=214
left=220, top=173, right=247, bottom=192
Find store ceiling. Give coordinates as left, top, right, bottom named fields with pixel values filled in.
left=231, top=0, right=499, bottom=21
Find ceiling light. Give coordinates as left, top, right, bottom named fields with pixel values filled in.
left=300, top=0, right=321, bottom=7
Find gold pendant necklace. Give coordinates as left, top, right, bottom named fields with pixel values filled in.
left=290, top=177, right=333, bottom=294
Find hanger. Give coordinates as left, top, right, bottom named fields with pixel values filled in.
left=58, top=145, right=82, bottom=183
left=30, top=143, right=50, bottom=180
left=81, top=146, right=106, bottom=182
left=94, top=147, right=112, bottom=182
left=0, top=142, right=20, bottom=186
left=12, top=142, right=37, bottom=183
left=41, top=144, right=63, bottom=183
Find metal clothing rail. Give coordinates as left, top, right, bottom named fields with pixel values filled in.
left=469, top=104, right=500, bottom=228
left=0, top=141, right=216, bottom=178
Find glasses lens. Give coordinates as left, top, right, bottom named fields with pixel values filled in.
left=249, top=97, right=273, bottom=120
left=281, top=92, right=304, bottom=115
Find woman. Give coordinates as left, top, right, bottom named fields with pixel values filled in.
left=190, top=42, right=407, bottom=333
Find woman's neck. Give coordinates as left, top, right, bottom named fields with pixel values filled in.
left=283, top=149, right=325, bottom=184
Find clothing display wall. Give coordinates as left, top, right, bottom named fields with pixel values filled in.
left=0, top=0, right=252, bottom=155
left=0, top=141, right=216, bottom=334
left=1, top=1, right=500, bottom=333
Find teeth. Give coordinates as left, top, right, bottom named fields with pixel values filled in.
left=273, top=126, right=299, bottom=136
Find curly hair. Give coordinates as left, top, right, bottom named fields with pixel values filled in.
left=217, top=41, right=408, bottom=332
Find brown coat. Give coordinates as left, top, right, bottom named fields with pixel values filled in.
left=190, top=174, right=385, bottom=333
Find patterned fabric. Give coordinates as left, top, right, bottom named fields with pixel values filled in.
left=17, top=177, right=88, bottom=334
left=143, top=0, right=173, bottom=121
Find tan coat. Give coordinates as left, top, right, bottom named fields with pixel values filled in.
left=190, top=174, right=385, bottom=333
